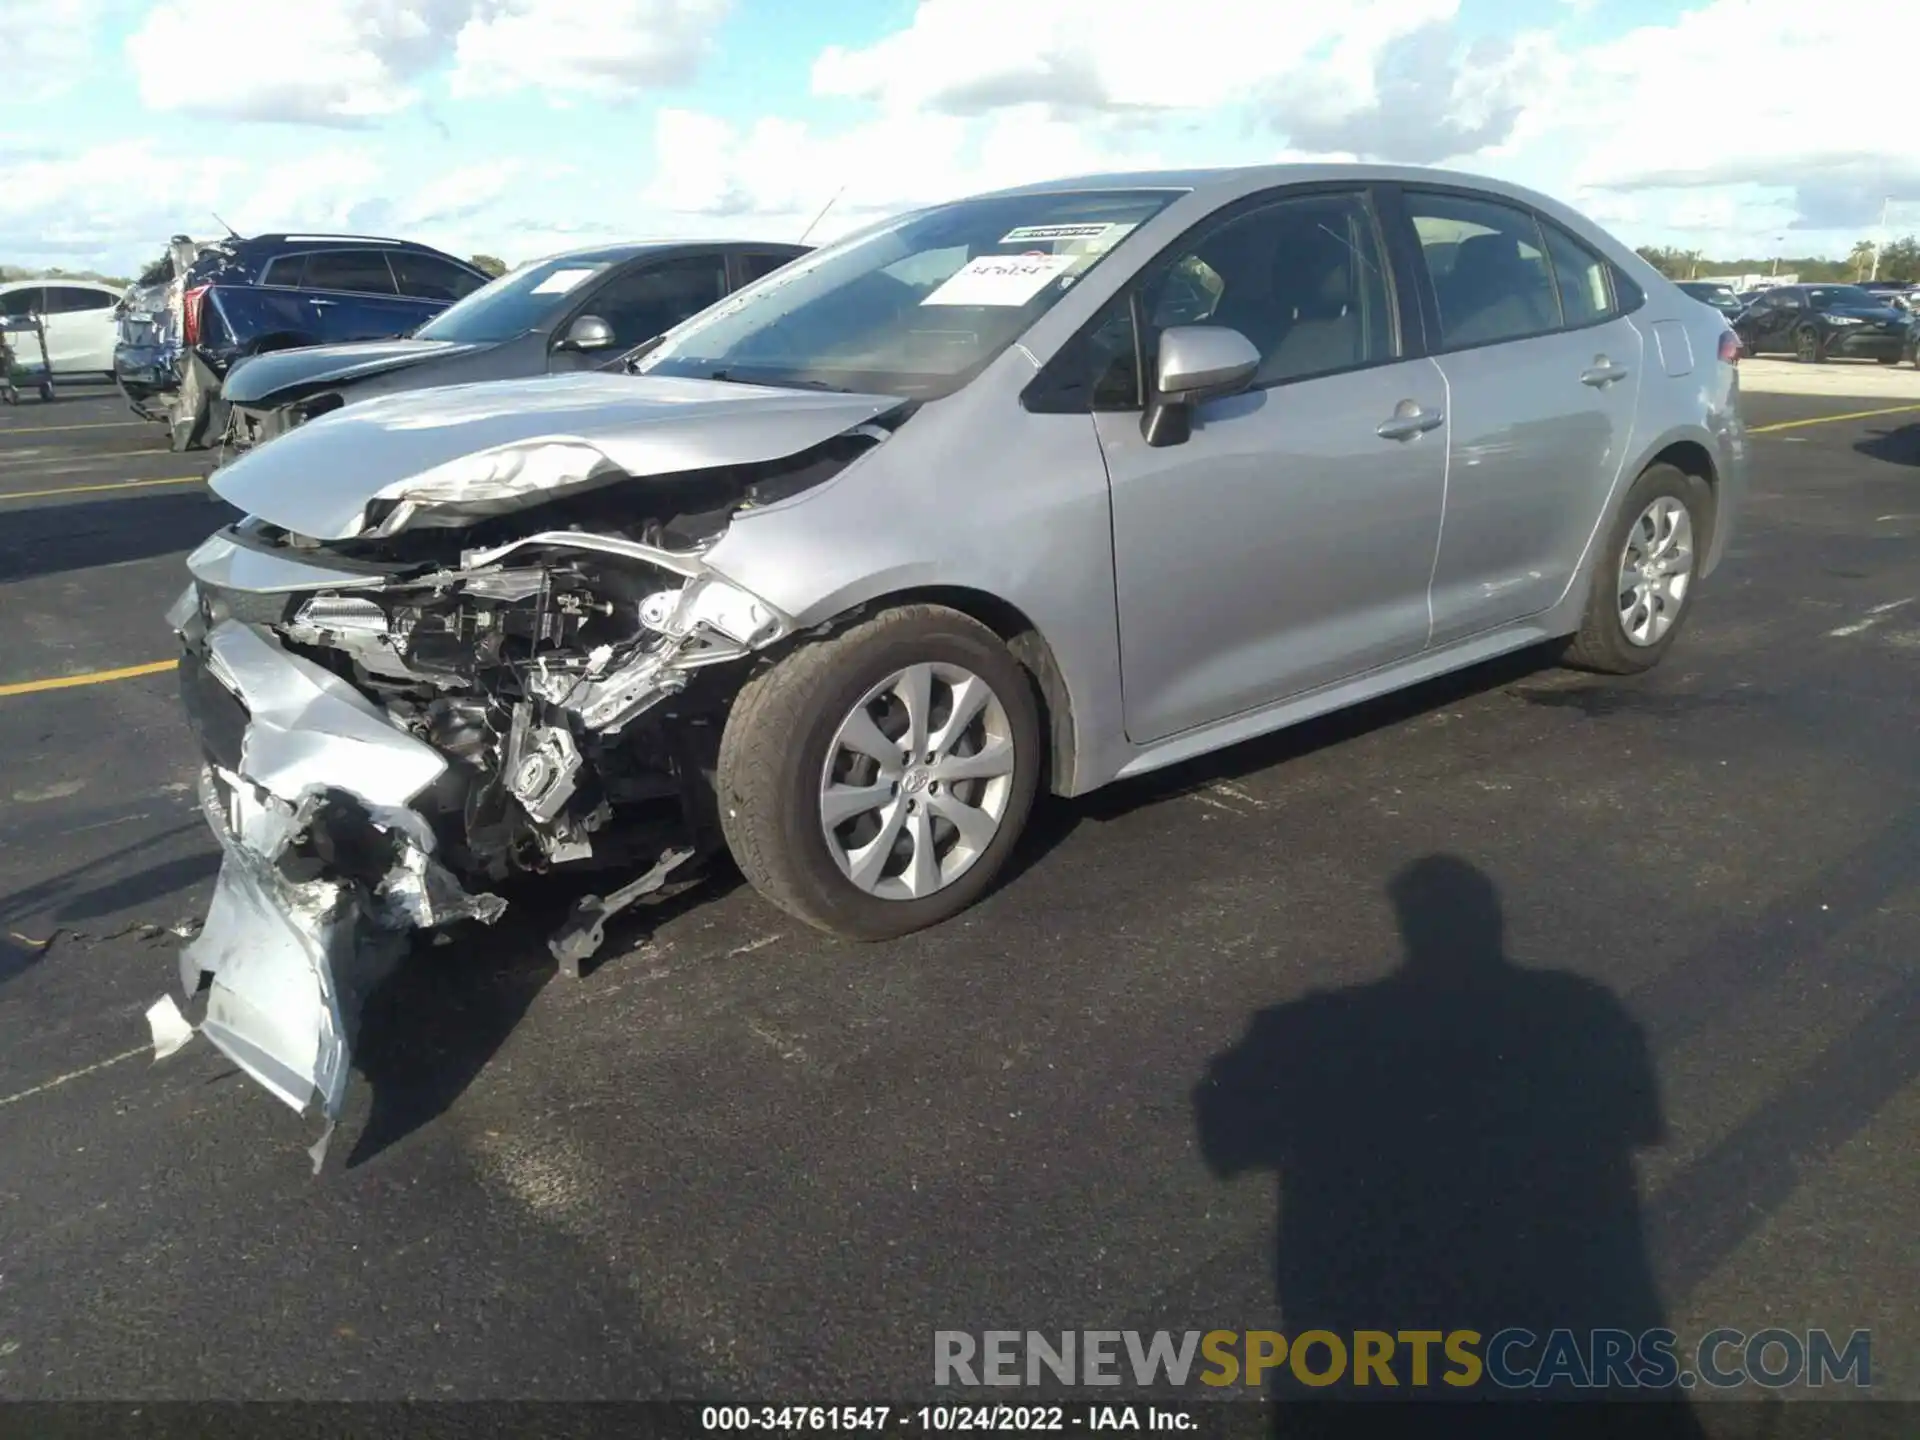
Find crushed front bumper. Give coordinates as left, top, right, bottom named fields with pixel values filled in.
left=157, top=609, right=503, bottom=1161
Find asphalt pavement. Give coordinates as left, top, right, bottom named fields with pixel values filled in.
left=1, top=378, right=1917, bottom=1403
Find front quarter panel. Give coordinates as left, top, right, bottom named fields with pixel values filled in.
left=701, top=354, right=1124, bottom=796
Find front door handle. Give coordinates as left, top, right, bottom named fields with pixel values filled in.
left=308, top=298, right=337, bottom=307
left=1581, top=357, right=1629, bottom=387
left=1377, top=404, right=1445, bottom=441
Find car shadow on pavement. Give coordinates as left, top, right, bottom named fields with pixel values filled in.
left=1853, top=421, right=1920, bottom=467
left=344, top=872, right=742, bottom=1168
left=1192, top=855, right=1703, bottom=1437
left=0, top=490, right=234, bottom=584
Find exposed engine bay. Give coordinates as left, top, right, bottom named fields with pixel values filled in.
left=154, top=381, right=907, bottom=1157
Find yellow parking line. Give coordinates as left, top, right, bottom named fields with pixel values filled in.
left=0, top=419, right=155, bottom=435
left=1749, top=402, right=1920, bottom=435
left=0, top=475, right=204, bottom=501
left=0, top=659, right=178, bottom=698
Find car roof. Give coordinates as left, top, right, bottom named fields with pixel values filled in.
left=971, top=161, right=1578, bottom=212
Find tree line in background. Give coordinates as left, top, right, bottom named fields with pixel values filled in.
left=1635, top=237, right=1920, bottom=284
left=0, top=263, right=133, bottom=287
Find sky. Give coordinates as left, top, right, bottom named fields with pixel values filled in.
left=2, top=0, right=1915, bottom=276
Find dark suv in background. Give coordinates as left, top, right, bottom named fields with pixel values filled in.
left=135, top=232, right=489, bottom=450
left=1732, top=283, right=1912, bottom=363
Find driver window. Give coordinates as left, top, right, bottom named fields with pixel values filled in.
left=583, top=257, right=727, bottom=350
left=1141, top=191, right=1396, bottom=386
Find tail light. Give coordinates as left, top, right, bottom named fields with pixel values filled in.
left=182, top=284, right=211, bottom=346
left=1718, top=329, right=1741, bottom=364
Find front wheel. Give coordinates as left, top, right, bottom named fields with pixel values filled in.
left=1562, top=463, right=1710, bottom=675
left=1794, top=327, right=1825, bottom=363
left=716, top=605, right=1043, bottom=940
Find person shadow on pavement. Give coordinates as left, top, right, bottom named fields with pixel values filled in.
left=1193, top=855, right=1703, bottom=1437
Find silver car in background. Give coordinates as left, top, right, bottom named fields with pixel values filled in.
left=161, top=163, right=1747, bottom=1140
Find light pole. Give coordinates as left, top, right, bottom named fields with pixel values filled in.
left=1870, top=196, right=1891, bottom=281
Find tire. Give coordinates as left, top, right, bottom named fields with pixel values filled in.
left=716, top=604, right=1043, bottom=941
left=1562, top=463, right=1711, bottom=675
left=1794, top=327, right=1825, bottom=364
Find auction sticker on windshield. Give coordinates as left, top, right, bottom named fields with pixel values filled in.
left=921, top=254, right=1076, bottom=307
left=532, top=267, right=600, bottom=295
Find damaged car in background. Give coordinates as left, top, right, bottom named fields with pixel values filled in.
left=152, top=232, right=489, bottom=451
left=153, top=165, right=1746, bottom=1162
left=217, top=240, right=810, bottom=463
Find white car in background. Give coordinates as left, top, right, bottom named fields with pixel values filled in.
left=0, top=278, right=122, bottom=376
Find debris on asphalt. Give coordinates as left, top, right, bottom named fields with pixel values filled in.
left=144, top=995, right=194, bottom=1061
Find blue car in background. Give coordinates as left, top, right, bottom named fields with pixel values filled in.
left=116, top=232, right=489, bottom=450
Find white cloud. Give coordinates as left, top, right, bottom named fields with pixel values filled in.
left=812, top=0, right=1458, bottom=118
left=0, top=139, right=390, bottom=269
left=449, top=0, right=729, bottom=102
left=2, top=0, right=106, bottom=105
left=1538, top=0, right=1915, bottom=229
left=127, top=0, right=728, bottom=125
left=128, top=0, right=473, bottom=123
left=644, top=105, right=1164, bottom=238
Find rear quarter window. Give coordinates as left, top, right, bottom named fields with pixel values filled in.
left=299, top=250, right=399, bottom=295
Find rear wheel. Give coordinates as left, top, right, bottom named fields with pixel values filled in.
left=1562, top=463, right=1710, bottom=675
left=717, top=605, right=1042, bottom=941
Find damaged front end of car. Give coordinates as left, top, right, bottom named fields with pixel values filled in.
left=152, top=375, right=907, bottom=1157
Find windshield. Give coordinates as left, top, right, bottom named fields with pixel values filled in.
left=1806, top=286, right=1880, bottom=309
left=414, top=253, right=620, bottom=344
left=634, top=189, right=1182, bottom=398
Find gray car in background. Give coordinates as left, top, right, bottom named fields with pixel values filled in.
left=161, top=163, right=1747, bottom=1141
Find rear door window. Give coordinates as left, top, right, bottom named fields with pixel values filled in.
left=43, top=286, right=116, bottom=314
left=300, top=250, right=399, bottom=295
left=390, top=252, right=486, bottom=301
left=1405, top=191, right=1563, bottom=348
left=1539, top=223, right=1614, bottom=329
left=1, top=287, right=46, bottom=319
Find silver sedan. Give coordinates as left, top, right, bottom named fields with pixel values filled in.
left=163, top=163, right=1747, bottom=1133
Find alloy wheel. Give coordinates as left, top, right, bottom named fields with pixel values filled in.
left=818, top=663, right=1017, bottom=900
left=1617, top=496, right=1695, bottom=647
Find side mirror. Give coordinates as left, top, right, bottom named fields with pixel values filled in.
left=1142, top=325, right=1260, bottom=448
left=558, top=314, right=615, bottom=352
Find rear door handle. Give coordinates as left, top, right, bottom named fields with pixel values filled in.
left=1377, top=404, right=1445, bottom=441
left=308, top=298, right=336, bottom=307
left=1581, top=358, right=1629, bottom=386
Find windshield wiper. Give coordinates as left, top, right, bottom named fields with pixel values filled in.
left=706, top=368, right=852, bottom=393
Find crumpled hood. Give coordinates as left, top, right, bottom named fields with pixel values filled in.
left=222, top=338, right=487, bottom=406
left=209, top=371, right=906, bottom=540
